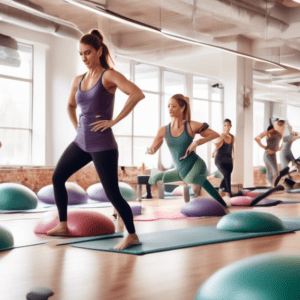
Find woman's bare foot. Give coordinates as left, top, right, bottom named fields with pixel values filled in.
left=47, top=222, right=68, bottom=236
left=114, top=233, right=141, bottom=250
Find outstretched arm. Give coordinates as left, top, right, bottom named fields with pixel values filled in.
left=147, top=126, right=167, bottom=155
left=285, top=135, right=300, bottom=143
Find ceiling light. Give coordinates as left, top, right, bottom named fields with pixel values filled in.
left=265, top=68, right=285, bottom=72
left=64, top=0, right=160, bottom=34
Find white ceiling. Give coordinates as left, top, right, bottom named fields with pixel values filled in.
left=1, top=0, right=300, bottom=104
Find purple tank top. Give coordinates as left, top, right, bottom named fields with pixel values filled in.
left=73, top=70, right=118, bottom=152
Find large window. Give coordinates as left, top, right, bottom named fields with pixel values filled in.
left=192, top=76, right=224, bottom=174
left=114, top=57, right=223, bottom=174
left=0, top=40, right=33, bottom=165
left=114, top=59, right=159, bottom=167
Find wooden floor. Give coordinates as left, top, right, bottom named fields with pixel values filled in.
left=1, top=191, right=300, bottom=300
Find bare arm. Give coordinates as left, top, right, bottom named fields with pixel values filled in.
left=212, top=145, right=218, bottom=158
left=67, top=75, right=81, bottom=131
left=195, top=128, right=220, bottom=146
left=148, top=126, right=167, bottom=154
left=91, top=70, right=145, bottom=132
left=110, top=70, right=145, bottom=125
left=286, top=135, right=300, bottom=143
left=232, top=136, right=235, bottom=161
left=190, top=121, right=220, bottom=147
left=254, top=131, right=268, bottom=150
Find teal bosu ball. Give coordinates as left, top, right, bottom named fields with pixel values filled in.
left=0, top=183, right=38, bottom=210
left=217, top=211, right=286, bottom=233
left=195, top=253, right=300, bottom=300
left=0, top=225, right=14, bottom=251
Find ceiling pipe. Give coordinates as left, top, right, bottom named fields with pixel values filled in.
left=0, top=3, right=82, bottom=40
left=151, top=0, right=288, bottom=38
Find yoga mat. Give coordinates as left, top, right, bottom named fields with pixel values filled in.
left=0, top=201, right=113, bottom=214
left=68, top=224, right=295, bottom=255
left=1, top=240, right=52, bottom=252
left=281, top=218, right=300, bottom=230
left=0, top=233, right=124, bottom=252
left=279, top=200, right=300, bottom=204
left=134, top=211, right=199, bottom=221
left=232, top=199, right=283, bottom=207
left=56, top=232, right=124, bottom=246
left=286, top=189, right=300, bottom=194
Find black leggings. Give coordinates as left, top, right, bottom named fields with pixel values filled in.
left=52, top=142, right=135, bottom=234
left=215, top=161, right=233, bottom=197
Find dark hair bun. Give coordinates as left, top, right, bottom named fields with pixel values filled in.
left=91, top=29, right=103, bottom=42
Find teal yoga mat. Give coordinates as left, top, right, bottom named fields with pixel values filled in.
left=56, top=232, right=124, bottom=246
left=286, top=189, right=300, bottom=193
left=67, top=223, right=296, bottom=255
left=0, top=201, right=113, bottom=214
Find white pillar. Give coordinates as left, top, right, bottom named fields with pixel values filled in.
left=232, top=38, right=254, bottom=187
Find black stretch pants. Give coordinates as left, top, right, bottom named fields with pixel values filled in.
left=215, top=161, right=233, bottom=197
left=52, top=142, right=135, bottom=234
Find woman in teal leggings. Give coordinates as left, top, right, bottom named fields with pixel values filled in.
left=147, top=94, right=229, bottom=208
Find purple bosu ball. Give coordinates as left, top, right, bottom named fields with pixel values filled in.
left=37, top=182, right=88, bottom=205
left=181, top=197, right=226, bottom=217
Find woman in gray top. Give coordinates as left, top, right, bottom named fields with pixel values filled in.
left=254, top=120, right=285, bottom=186
left=280, top=123, right=300, bottom=171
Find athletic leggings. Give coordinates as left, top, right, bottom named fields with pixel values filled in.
left=52, top=142, right=135, bottom=234
left=215, top=161, right=233, bottom=197
left=263, top=151, right=278, bottom=186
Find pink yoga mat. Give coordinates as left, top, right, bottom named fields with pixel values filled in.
left=134, top=211, right=199, bottom=221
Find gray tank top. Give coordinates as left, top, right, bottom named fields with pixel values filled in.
left=266, top=131, right=281, bottom=151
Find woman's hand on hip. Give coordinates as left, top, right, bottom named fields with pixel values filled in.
left=266, top=149, right=275, bottom=155
left=181, top=141, right=197, bottom=159
left=90, top=116, right=116, bottom=132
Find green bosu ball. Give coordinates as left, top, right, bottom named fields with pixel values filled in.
left=119, top=182, right=136, bottom=201
left=260, top=167, right=267, bottom=174
left=0, top=183, right=38, bottom=210
left=213, top=170, right=224, bottom=179
left=0, top=225, right=14, bottom=251
left=217, top=211, right=286, bottom=233
left=195, top=253, right=300, bottom=300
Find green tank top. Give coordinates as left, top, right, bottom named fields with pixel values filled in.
left=165, top=121, right=198, bottom=178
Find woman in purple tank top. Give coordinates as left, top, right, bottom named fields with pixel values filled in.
left=47, top=29, right=145, bottom=250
